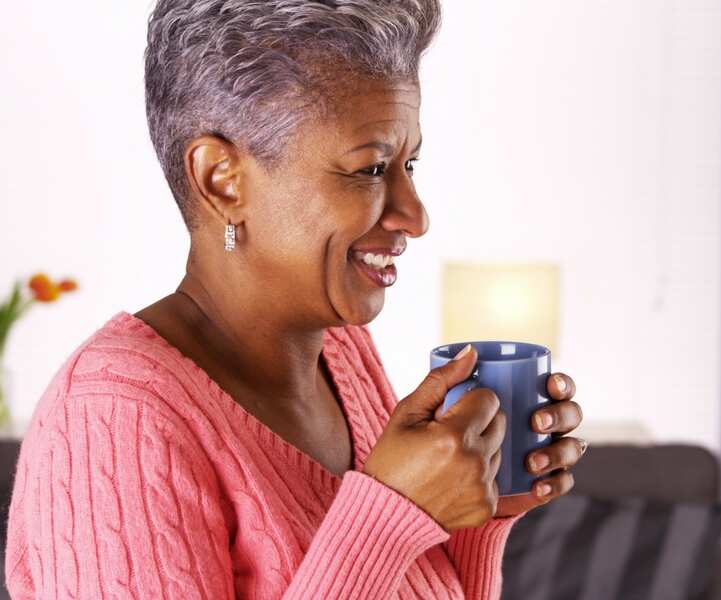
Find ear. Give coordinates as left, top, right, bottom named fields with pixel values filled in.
left=184, top=134, right=245, bottom=224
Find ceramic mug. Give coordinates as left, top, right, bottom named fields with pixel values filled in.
left=430, top=341, right=552, bottom=496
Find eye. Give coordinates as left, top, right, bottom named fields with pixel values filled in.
left=361, top=163, right=387, bottom=177
left=406, top=157, right=420, bottom=175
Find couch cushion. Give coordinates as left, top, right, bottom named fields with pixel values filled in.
left=0, top=439, right=20, bottom=600
left=569, top=444, right=719, bottom=504
left=501, top=493, right=721, bottom=600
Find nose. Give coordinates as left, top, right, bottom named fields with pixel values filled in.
left=378, top=181, right=430, bottom=238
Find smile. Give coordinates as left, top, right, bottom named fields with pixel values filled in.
left=349, top=250, right=398, bottom=287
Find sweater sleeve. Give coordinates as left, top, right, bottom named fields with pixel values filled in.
left=4, top=383, right=235, bottom=600
left=282, top=470, right=450, bottom=598
left=443, top=511, right=528, bottom=600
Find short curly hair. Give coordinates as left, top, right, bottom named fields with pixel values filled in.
left=144, top=0, right=443, bottom=232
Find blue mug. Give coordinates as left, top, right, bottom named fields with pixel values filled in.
left=430, top=341, right=553, bottom=496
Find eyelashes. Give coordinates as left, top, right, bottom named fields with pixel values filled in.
left=361, top=157, right=420, bottom=178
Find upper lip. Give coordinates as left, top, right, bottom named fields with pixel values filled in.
left=350, top=244, right=406, bottom=256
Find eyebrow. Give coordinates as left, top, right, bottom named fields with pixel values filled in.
left=344, top=135, right=423, bottom=157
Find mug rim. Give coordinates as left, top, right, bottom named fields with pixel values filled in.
left=430, top=340, right=551, bottom=364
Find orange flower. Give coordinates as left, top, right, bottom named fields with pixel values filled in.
left=28, top=273, right=52, bottom=295
left=33, top=282, right=61, bottom=302
left=27, top=273, right=77, bottom=303
left=58, top=279, right=78, bottom=292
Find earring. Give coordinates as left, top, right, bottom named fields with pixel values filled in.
left=224, top=221, right=236, bottom=251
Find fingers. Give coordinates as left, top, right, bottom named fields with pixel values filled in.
left=489, top=446, right=502, bottom=477
left=532, top=400, right=583, bottom=435
left=546, top=372, right=576, bottom=400
left=446, top=388, right=500, bottom=438
left=408, top=348, right=479, bottom=419
left=525, top=436, right=588, bottom=477
left=481, top=408, right=506, bottom=454
left=533, top=468, right=575, bottom=502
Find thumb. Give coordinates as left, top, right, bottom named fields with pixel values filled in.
left=405, top=343, right=477, bottom=422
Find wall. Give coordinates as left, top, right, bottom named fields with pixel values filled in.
left=375, top=0, right=721, bottom=455
left=1, top=1, right=719, bottom=455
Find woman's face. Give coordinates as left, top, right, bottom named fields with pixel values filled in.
left=231, top=78, right=428, bottom=328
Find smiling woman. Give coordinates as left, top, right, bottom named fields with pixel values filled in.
left=3, top=1, right=542, bottom=599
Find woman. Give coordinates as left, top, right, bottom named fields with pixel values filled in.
left=5, top=1, right=586, bottom=598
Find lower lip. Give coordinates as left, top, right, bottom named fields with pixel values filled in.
left=349, top=254, right=398, bottom=287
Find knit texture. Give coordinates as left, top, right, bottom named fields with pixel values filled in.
left=4, top=311, right=525, bottom=599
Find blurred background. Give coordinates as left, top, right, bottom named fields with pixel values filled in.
left=1, top=2, right=719, bottom=473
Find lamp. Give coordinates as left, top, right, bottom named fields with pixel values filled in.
left=441, top=261, right=560, bottom=357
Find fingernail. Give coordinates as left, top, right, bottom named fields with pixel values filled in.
left=530, top=453, right=550, bottom=472
left=535, top=411, right=554, bottom=431
left=553, top=374, right=567, bottom=393
left=537, top=483, right=552, bottom=497
left=578, top=438, right=588, bottom=455
left=452, top=343, right=472, bottom=361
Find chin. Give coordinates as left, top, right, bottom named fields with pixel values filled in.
left=344, top=308, right=381, bottom=327
left=329, top=291, right=385, bottom=328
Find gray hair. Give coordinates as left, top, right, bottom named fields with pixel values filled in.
left=144, top=0, right=443, bottom=232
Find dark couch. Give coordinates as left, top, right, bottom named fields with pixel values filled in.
left=1, top=439, right=719, bottom=599
left=0, top=440, right=21, bottom=600
left=503, top=443, right=721, bottom=600
left=571, top=443, right=720, bottom=600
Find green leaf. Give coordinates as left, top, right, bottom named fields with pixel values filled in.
left=0, top=279, right=28, bottom=358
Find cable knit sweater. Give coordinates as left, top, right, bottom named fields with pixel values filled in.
left=4, top=310, right=525, bottom=599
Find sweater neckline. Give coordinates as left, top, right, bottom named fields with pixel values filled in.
left=109, top=310, right=364, bottom=493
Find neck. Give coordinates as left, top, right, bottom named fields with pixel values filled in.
left=173, top=270, right=329, bottom=412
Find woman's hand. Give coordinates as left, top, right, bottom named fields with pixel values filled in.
left=495, top=372, right=586, bottom=517
left=363, top=345, right=506, bottom=533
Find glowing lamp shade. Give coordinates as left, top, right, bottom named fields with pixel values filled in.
left=441, top=262, right=560, bottom=357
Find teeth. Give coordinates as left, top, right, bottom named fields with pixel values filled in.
left=352, top=251, right=395, bottom=269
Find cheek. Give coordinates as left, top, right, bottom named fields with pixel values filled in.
left=335, top=195, right=383, bottom=237
left=269, top=191, right=379, bottom=269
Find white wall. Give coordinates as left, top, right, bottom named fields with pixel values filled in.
left=1, top=1, right=719, bottom=456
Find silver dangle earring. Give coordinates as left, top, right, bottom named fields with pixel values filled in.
left=224, top=221, right=236, bottom=251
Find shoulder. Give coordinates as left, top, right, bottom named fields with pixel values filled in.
left=5, top=317, right=234, bottom=599
left=25, top=311, right=216, bottom=459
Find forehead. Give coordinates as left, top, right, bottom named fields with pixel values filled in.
left=315, top=78, right=422, bottom=150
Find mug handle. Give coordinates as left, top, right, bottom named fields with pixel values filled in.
left=439, top=365, right=480, bottom=416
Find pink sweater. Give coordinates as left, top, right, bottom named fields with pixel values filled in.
left=5, top=311, right=525, bottom=599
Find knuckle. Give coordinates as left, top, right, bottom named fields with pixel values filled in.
left=562, top=437, right=581, bottom=465
left=458, top=391, right=481, bottom=418
left=471, top=389, right=500, bottom=419
left=548, top=469, right=575, bottom=497
left=461, top=428, right=480, bottom=453
left=435, top=431, right=463, bottom=455
left=547, top=439, right=569, bottom=468
left=492, top=446, right=502, bottom=468
left=478, top=487, right=497, bottom=517
left=475, top=505, right=494, bottom=527
left=481, top=388, right=501, bottom=410
left=424, top=370, right=447, bottom=398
